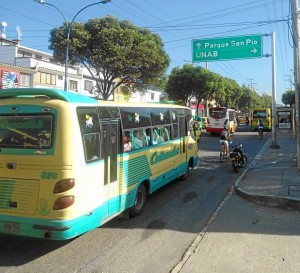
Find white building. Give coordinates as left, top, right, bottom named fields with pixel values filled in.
left=0, top=36, right=162, bottom=103
left=0, top=37, right=95, bottom=95
left=128, top=89, right=161, bottom=103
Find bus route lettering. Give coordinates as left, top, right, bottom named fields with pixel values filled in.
left=150, top=146, right=180, bottom=165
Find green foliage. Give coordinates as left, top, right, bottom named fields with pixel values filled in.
left=119, top=86, right=132, bottom=102
left=165, top=65, right=241, bottom=109
left=281, top=90, right=295, bottom=106
left=165, top=64, right=273, bottom=113
left=49, top=16, right=170, bottom=100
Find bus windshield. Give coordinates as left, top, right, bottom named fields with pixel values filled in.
left=209, top=107, right=227, bottom=119
left=253, top=110, right=267, bottom=119
left=0, top=115, right=53, bottom=149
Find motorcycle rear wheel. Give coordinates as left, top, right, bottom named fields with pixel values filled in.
left=238, top=154, right=247, bottom=168
left=232, top=160, right=238, bottom=173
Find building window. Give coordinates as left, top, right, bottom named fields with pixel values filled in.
left=35, top=55, right=42, bottom=60
left=37, top=72, right=56, bottom=86
left=17, top=51, right=32, bottom=58
left=58, top=75, right=63, bottom=80
left=20, top=74, right=31, bottom=86
left=69, top=80, right=78, bottom=91
left=151, top=93, right=155, bottom=100
left=84, top=80, right=93, bottom=92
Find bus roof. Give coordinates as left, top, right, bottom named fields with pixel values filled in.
left=0, top=88, right=189, bottom=109
left=0, top=88, right=97, bottom=103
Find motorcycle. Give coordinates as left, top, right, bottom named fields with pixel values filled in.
left=229, top=142, right=247, bottom=173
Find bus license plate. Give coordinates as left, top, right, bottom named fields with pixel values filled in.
left=4, top=222, right=19, bottom=233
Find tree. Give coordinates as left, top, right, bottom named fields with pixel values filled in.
left=282, top=90, right=295, bottom=106
left=165, top=65, right=195, bottom=105
left=219, top=78, right=241, bottom=108
left=49, top=16, right=170, bottom=100
left=205, top=72, right=225, bottom=107
left=260, top=93, right=272, bottom=108
left=238, top=87, right=256, bottom=113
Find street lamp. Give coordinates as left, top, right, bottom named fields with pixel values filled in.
left=34, top=0, right=111, bottom=91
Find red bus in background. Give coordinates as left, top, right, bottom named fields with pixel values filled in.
left=206, top=107, right=237, bottom=134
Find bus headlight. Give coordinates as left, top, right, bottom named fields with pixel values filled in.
left=53, top=179, right=75, bottom=193
left=53, top=196, right=75, bottom=210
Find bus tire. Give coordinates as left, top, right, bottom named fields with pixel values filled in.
left=129, top=184, right=147, bottom=217
left=179, top=164, right=189, bottom=180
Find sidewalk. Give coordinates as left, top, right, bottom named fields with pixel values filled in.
left=235, top=129, right=300, bottom=210
left=172, top=129, right=300, bottom=273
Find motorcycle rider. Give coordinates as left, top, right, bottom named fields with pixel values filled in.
left=220, top=126, right=231, bottom=154
left=258, top=118, right=264, bottom=136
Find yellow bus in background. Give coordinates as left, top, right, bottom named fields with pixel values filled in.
left=0, top=88, right=198, bottom=240
left=250, top=108, right=272, bottom=130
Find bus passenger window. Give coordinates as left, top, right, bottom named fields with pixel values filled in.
left=132, top=130, right=143, bottom=150
left=123, top=132, right=132, bottom=152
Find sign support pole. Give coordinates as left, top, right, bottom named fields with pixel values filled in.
left=291, top=0, right=300, bottom=169
left=269, top=32, right=280, bottom=149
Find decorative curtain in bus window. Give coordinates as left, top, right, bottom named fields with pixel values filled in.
left=120, top=107, right=151, bottom=129
left=150, top=108, right=171, bottom=125
left=0, top=115, right=53, bottom=149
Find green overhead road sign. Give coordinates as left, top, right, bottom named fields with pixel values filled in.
left=192, top=34, right=263, bottom=62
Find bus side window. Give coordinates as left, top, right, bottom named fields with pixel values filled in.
left=131, top=130, right=144, bottom=150
left=84, top=133, right=100, bottom=161
left=163, top=127, right=170, bottom=141
left=123, top=131, right=132, bottom=152
left=145, top=128, right=151, bottom=146
left=172, top=124, right=179, bottom=139
left=153, top=129, right=159, bottom=145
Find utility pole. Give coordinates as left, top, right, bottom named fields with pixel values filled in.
left=284, top=74, right=293, bottom=90
left=290, top=0, right=300, bottom=169
left=246, top=78, right=257, bottom=91
left=269, top=32, right=280, bottom=149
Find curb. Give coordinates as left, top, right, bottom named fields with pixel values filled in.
left=235, top=186, right=300, bottom=211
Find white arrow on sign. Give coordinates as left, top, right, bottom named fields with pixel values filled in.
left=196, top=42, right=202, bottom=49
left=251, top=48, right=257, bottom=54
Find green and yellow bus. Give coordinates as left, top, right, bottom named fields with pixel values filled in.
left=0, top=88, right=198, bottom=240
left=250, top=108, right=272, bottom=130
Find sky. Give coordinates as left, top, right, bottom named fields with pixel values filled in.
left=0, top=0, right=295, bottom=104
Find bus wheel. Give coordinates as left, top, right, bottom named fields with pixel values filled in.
left=179, top=165, right=189, bottom=180
left=129, top=184, right=147, bottom=217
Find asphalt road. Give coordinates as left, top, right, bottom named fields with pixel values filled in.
left=0, top=126, right=270, bottom=273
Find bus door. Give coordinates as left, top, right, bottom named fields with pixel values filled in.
left=178, top=116, right=187, bottom=159
left=101, top=120, right=120, bottom=217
